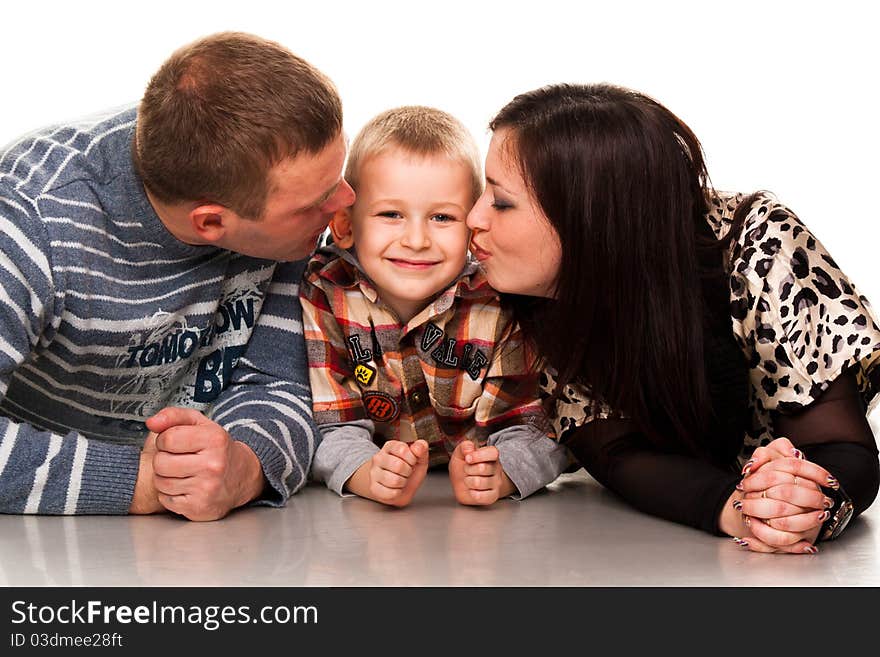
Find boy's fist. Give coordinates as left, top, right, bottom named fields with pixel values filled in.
left=449, top=441, right=515, bottom=506
left=353, top=439, right=430, bottom=507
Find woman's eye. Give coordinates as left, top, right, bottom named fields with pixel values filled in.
left=491, top=200, right=512, bottom=211
left=431, top=214, right=456, bottom=223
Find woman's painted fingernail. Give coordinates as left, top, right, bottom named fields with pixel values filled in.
left=803, top=545, right=819, bottom=554
left=735, top=481, right=744, bottom=491
left=823, top=497, right=835, bottom=509
left=732, top=499, right=743, bottom=512
left=826, top=476, right=839, bottom=489
left=741, top=460, right=755, bottom=476
left=791, top=448, right=804, bottom=459
left=818, top=510, right=830, bottom=522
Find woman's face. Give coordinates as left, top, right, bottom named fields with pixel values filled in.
left=466, top=128, right=561, bottom=298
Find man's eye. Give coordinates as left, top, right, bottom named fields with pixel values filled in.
left=431, top=214, right=456, bottom=223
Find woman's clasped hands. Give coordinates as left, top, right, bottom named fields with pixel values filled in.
left=731, top=437, right=838, bottom=554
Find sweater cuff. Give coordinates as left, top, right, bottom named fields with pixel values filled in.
left=231, top=429, right=297, bottom=507
left=76, top=441, right=142, bottom=514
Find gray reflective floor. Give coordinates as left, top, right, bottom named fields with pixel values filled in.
left=1, top=469, right=877, bottom=587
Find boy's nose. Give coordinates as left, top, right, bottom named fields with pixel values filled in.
left=401, top=219, right=430, bottom=249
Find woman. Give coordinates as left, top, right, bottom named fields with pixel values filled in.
left=466, top=83, right=880, bottom=553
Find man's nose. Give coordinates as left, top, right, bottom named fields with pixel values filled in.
left=322, top=180, right=356, bottom=212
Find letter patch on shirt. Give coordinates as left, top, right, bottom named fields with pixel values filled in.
left=354, top=363, right=376, bottom=387
left=421, top=322, right=444, bottom=351
left=347, top=335, right=372, bottom=363
left=363, top=392, right=399, bottom=422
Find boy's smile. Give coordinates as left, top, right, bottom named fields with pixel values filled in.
left=388, top=258, right=442, bottom=269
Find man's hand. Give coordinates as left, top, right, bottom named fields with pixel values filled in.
left=145, top=407, right=267, bottom=521
left=129, top=432, right=164, bottom=515
left=449, top=441, right=516, bottom=506
left=346, top=439, right=429, bottom=507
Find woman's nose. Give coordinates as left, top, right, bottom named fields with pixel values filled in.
left=466, top=201, right=488, bottom=232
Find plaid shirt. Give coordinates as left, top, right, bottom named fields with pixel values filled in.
left=300, top=245, right=549, bottom=467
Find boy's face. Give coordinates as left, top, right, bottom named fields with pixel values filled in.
left=341, top=149, right=473, bottom=322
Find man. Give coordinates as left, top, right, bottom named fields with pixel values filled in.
left=0, top=32, right=354, bottom=520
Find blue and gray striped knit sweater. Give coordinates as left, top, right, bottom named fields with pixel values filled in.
left=0, top=106, right=317, bottom=514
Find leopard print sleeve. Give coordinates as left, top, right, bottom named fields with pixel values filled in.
left=538, top=369, right=610, bottom=441
left=721, top=191, right=880, bottom=449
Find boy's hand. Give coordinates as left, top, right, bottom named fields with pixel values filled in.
left=347, top=439, right=429, bottom=507
left=449, top=441, right=516, bottom=506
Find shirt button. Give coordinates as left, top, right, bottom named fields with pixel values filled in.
left=410, top=391, right=424, bottom=405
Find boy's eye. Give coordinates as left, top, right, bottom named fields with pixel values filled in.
left=431, top=213, right=456, bottom=223
left=377, top=211, right=402, bottom=219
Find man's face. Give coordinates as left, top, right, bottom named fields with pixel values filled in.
left=226, top=133, right=355, bottom=261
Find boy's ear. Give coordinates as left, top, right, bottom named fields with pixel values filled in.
left=329, top=208, right=355, bottom=248
left=189, top=203, right=234, bottom=244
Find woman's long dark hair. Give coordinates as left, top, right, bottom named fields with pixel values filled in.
left=493, top=83, right=746, bottom=453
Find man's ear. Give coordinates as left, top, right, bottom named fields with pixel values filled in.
left=189, top=203, right=234, bottom=244
left=329, top=208, right=355, bottom=248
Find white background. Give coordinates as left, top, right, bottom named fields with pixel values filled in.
left=3, top=0, right=878, bottom=300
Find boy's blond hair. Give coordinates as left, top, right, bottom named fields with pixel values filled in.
left=345, top=106, right=483, bottom=204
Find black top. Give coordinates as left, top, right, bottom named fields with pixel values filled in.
left=563, top=368, right=879, bottom=535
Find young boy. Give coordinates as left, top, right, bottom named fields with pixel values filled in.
left=300, top=106, right=568, bottom=507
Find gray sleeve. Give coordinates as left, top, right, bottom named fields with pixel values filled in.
left=311, top=419, right=379, bottom=496
left=209, top=261, right=320, bottom=507
left=0, top=182, right=141, bottom=515
left=491, top=425, right=570, bottom=500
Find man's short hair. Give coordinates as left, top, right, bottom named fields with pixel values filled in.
left=345, top=106, right=482, bottom=204
left=134, top=31, right=342, bottom=219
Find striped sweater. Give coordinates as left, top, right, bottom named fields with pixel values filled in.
left=0, top=106, right=317, bottom=514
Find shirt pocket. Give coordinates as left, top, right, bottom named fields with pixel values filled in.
left=430, top=393, right=480, bottom=420
left=429, top=392, right=486, bottom=444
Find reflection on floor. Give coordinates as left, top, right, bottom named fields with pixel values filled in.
left=1, top=468, right=877, bottom=586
